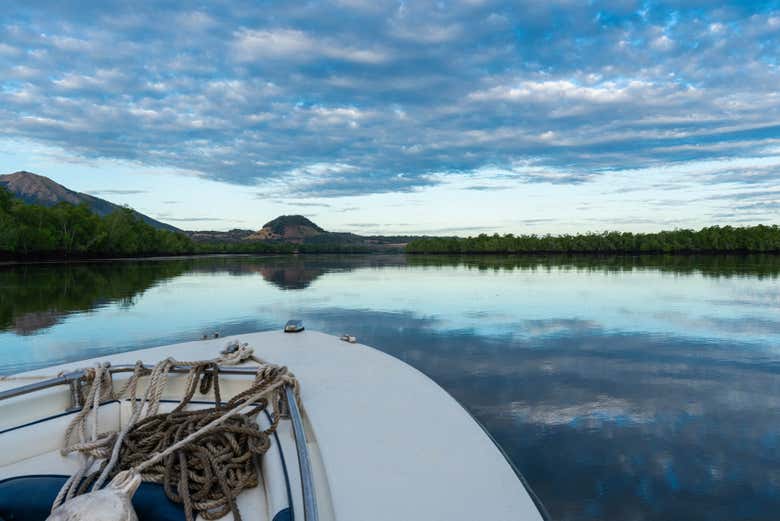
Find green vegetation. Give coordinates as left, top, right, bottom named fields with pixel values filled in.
left=0, top=260, right=194, bottom=333
left=5, top=184, right=779, bottom=259
left=264, top=214, right=323, bottom=234
left=0, top=187, right=381, bottom=259
left=406, top=226, right=780, bottom=254
left=0, top=186, right=194, bottom=258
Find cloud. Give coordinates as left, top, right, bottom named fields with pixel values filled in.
left=232, top=29, right=316, bottom=61
left=272, top=201, right=332, bottom=208
left=232, top=28, right=388, bottom=64
left=155, top=216, right=227, bottom=222
left=414, top=225, right=497, bottom=234
left=462, top=185, right=512, bottom=191
left=468, top=79, right=651, bottom=104
left=344, top=222, right=380, bottom=228
left=87, top=189, right=148, bottom=195
left=0, top=0, right=778, bottom=203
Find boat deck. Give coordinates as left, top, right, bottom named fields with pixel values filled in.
left=0, top=330, right=545, bottom=521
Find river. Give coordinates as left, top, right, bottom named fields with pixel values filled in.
left=2, top=254, right=779, bottom=520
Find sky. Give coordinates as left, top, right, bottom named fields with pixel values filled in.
left=1, top=0, right=779, bottom=235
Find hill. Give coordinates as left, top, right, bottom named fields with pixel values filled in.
left=186, top=215, right=414, bottom=251
left=247, top=215, right=325, bottom=242
left=0, top=171, right=179, bottom=232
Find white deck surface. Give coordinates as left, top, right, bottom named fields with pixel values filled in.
left=1, top=330, right=545, bottom=521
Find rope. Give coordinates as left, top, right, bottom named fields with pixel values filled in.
left=54, top=363, right=112, bottom=508
left=53, top=342, right=297, bottom=521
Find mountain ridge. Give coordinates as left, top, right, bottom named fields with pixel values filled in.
left=0, top=171, right=179, bottom=232
left=1, top=172, right=413, bottom=250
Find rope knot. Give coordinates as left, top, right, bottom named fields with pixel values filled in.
left=219, top=341, right=256, bottom=365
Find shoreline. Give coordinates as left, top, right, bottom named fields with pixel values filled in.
left=3, top=249, right=780, bottom=267
left=0, top=252, right=268, bottom=267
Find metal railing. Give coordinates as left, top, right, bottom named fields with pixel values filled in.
left=0, top=364, right=318, bottom=521
left=285, top=386, right=319, bottom=521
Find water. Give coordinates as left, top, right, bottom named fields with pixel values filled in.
left=2, top=254, right=780, bottom=520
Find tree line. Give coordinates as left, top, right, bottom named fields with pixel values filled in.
left=6, top=185, right=779, bottom=259
left=0, top=187, right=196, bottom=258
left=405, top=226, right=780, bottom=254
left=0, top=187, right=378, bottom=259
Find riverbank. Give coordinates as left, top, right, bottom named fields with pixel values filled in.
left=5, top=248, right=780, bottom=267
left=406, top=225, right=780, bottom=254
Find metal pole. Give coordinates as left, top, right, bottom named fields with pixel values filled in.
left=0, top=365, right=262, bottom=402
left=0, top=370, right=85, bottom=402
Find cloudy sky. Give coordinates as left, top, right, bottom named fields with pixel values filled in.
left=1, top=1, right=779, bottom=234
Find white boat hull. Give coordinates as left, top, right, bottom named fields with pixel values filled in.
left=0, top=330, right=546, bottom=521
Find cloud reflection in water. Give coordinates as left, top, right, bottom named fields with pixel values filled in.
left=1, top=254, right=780, bottom=520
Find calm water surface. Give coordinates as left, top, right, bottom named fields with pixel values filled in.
left=2, top=254, right=780, bottom=520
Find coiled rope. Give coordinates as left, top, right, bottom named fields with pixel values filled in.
left=53, top=342, right=298, bottom=521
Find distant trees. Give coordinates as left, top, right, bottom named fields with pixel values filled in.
left=0, top=186, right=195, bottom=258
left=406, top=226, right=780, bottom=254
left=5, top=184, right=779, bottom=259
left=0, top=186, right=369, bottom=259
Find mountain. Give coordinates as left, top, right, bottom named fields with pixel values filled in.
left=186, top=215, right=415, bottom=251
left=0, top=171, right=179, bottom=231
left=245, top=215, right=418, bottom=250
left=186, top=216, right=328, bottom=244
left=247, top=215, right=325, bottom=242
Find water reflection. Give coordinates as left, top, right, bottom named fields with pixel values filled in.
left=0, top=255, right=402, bottom=334
left=0, top=261, right=190, bottom=334
left=4, top=253, right=779, bottom=336
left=408, top=253, right=780, bottom=279
left=299, top=307, right=780, bottom=520
left=1, top=254, right=780, bottom=520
